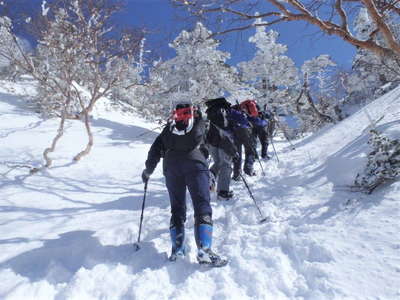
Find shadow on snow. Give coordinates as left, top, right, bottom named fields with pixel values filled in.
left=92, top=117, right=159, bottom=145
left=0, top=230, right=168, bottom=284
left=255, top=120, right=400, bottom=227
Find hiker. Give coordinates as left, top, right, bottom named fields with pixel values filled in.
left=230, top=103, right=257, bottom=180
left=240, top=100, right=270, bottom=160
left=204, top=97, right=238, bottom=200
left=256, top=104, right=276, bottom=159
left=141, top=101, right=227, bottom=267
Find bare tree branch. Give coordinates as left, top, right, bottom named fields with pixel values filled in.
left=335, top=0, right=349, bottom=30
left=361, top=0, right=400, bottom=54
left=1, top=0, right=146, bottom=171
left=172, top=0, right=400, bottom=58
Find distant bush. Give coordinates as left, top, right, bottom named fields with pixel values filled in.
left=354, top=129, right=400, bottom=193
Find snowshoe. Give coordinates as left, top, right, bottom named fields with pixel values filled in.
left=168, top=247, right=186, bottom=262
left=261, top=154, right=271, bottom=160
left=194, top=220, right=228, bottom=267
left=197, top=248, right=228, bottom=267
left=232, top=173, right=241, bottom=181
left=244, top=169, right=256, bottom=176
left=217, top=190, right=234, bottom=201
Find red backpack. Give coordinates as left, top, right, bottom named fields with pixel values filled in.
left=240, top=100, right=258, bottom=117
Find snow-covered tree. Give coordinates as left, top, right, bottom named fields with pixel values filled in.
left=174, top=0, right=400, bottom=59
left=238, top=26, right=298, bottom=112
left=109, top=38, right=147, bottom=107
left=294, top=55, right=338, bottom=132
left=0, top=17, right=28, bottom=81
left=238, top=25, right=341, bottom=134
left=1, top=0, right=145, bottom=169
left=355, top=129, right=400, bottom=193
left=145, top=22, right=252, bottom=120
left=345, top=8, right=400, bottom=109
left=301, top=55, right=336, bottom=90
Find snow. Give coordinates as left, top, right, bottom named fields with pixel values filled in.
left=41, top=1, right=50, bottom=17
left=0, top=78, right=399, bottom=299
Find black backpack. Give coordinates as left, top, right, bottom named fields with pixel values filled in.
left=205, top=97, right=231, bottom=129
left=204, top=98, right=238, bottom=157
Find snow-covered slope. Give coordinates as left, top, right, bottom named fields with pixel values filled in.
left=0, top=78, right=399, bottom=300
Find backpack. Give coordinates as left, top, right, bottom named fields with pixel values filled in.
left=262, top=108, right=276, bottom=137
left=228, top=108, right=251, bottom=129
left=205, top=97, right=231, bottom=129
left=248, top=115, right=268, bottom=128
left=240, top=100, right=259, bottom=117
left=204, top=98, right=239, bottom=156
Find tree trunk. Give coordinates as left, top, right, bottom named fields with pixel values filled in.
left=43, top=97, right=71, bottom=168
left=303, top=74, right=334, bottom=124
left=304, top=88, right=334, bottom=123
left=294, top=89, right=305, bottom=114
left=73, top=108, right=94, bottom=162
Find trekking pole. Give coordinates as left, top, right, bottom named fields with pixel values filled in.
left=133, top=180, right=148, bottom=251
left=270, top=137, right=280, bottom=163
left=250, top=144, right=266, bottom=176
left=238, top=172, right=268, bottom=224
left=256, top=155, right=266, bottom=176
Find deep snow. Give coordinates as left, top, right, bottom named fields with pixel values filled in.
left=0, top=78, right=399, bottom=300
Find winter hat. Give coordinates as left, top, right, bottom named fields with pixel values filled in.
left=170, top=99, right=195, bottom=135
left=204, top=97, right=231, bottom=109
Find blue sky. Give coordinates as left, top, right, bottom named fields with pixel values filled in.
left=122, top=0, right=356, bottom=69
left=4, top=0, right=356, bottom=69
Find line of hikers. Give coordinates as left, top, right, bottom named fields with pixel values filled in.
left=205, top=97, right=275, bottom=200
left=141, top=97, right=275, bottom=266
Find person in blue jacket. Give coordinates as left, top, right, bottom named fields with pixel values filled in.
left=255, top=104, right=273, bottom=159
left=240, top=100, right=272, bottom=160
left=230, top=104, right=257, bottom=180
left=141, top=101, right=227, bottom=267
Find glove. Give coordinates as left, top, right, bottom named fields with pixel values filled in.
left=141, top=169, right=151, bottom=184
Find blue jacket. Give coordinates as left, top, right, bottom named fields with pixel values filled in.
left=228, top=109, right=251, bottom=129
left=248, top=116, right=268, bottom=128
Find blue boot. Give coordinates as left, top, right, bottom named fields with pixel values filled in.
left=169, top=225, right=185, bottom=261
left=195, top=215, right=228, bottom=267
left=195, top=222, right=212, bottom=250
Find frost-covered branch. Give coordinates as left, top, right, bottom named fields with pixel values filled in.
left=172, top=0, right=400, bottom=58
left=354, top=129, right=400, bottom=193
left=1, top=0, right=146, bottom=170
